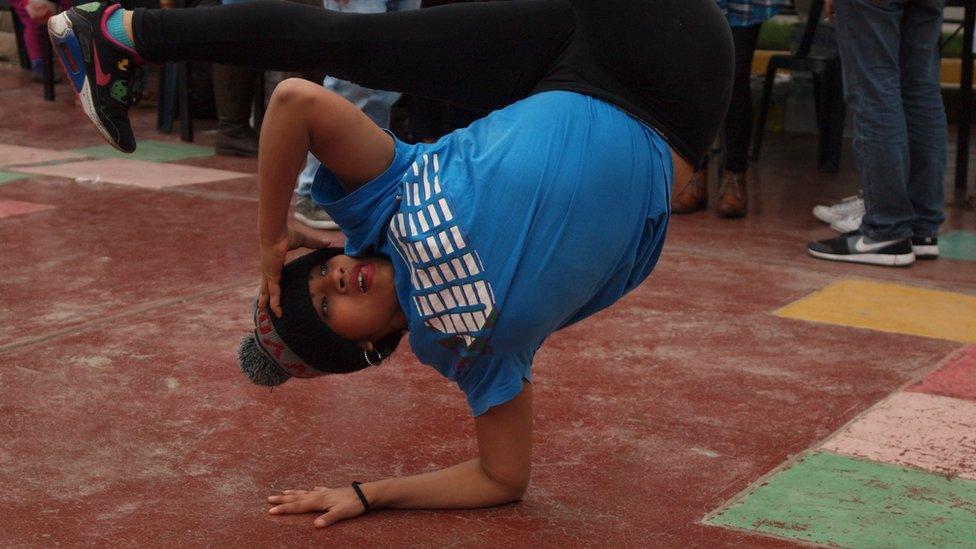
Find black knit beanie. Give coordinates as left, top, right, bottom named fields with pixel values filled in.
left=237, top=248, right=404, bottom=386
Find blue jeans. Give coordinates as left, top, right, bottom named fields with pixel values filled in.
left=834, top=0, right=947, bottom=240
left=296, top=0, right=421, bottom=197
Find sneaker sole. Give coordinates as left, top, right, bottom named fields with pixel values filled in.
left=912, top=245, right=939, bottom=259
left=48, top=13, right=128, bottom=153
left=295, top=212, right=340, bottom=230
left=808, top=248, right=915, bottom=267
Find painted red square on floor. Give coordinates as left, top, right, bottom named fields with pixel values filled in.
left=909, top=345, right=976, bottom=402
left=0, top=199, right=55, bottom=219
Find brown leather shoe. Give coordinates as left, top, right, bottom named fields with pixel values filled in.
left=215, top=122, right=259, bottom=157
left=671, top=170, right=708, bottom=214
left=717, top=170, right=748, bottom=218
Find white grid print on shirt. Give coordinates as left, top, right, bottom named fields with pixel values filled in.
left=389, top=153, right=496, bottom=349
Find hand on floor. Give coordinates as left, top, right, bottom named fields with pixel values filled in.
left=267, top=486, right=366, bottom=528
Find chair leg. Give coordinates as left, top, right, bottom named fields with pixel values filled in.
left=812, top=71, right=829, bottom=169
left=157, top=62, right=178, bottom=133
left=42, top=31, right=55, bottom=102
left=811, top=72, right=823, bottom=126
left=820, top=63, right=846, bottom=173
left=179, top=61, right=194, bottom=142
left=252, top=72, right=266, bottom=134
left=10, top=9, right=31, bottom=70
left=750, top=64, right=779, bottom=162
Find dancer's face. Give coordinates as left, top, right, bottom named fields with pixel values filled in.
left=308, top=254, right=405, bottom=344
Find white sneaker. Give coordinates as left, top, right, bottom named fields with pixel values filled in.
left=813, top=194, right=865, bottom=224
left=294, top=197, right=339, bottom=230
left=830, top=212, right=863, bottom=233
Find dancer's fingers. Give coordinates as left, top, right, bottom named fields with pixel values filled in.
left=268, top=277, right=282, bottom=318
left=258, top=279, right=269, bottom=313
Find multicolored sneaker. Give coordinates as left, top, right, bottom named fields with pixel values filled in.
left=48, top=2, right=144, bottom=152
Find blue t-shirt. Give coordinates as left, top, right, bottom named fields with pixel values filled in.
left=312, top=91, right=672, bottom=416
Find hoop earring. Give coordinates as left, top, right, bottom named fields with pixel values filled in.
left=364, top=348, right=383, bottom=367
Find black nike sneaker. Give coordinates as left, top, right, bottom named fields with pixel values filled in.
left=808, top=231, right=915, bottom=267
left=48, top=2, right=144, bottom=152
left=911, top=236, right=939, bottom=260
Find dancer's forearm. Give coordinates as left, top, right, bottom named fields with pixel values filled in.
left=362, top=458, right=527, bottom=511
left=257, top=89, right=311, bottom=245
left=365, top=383, right=534, bottom=511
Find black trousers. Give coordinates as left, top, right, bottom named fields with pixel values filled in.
left=724, top=24, right=762, bottom=173
left=133, top=0, right=733, bottom=166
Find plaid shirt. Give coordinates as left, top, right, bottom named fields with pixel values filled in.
left=715, top=0, right=789, bottom=27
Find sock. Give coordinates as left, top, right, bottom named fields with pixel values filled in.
left=105, top=9, right=135, bottom=50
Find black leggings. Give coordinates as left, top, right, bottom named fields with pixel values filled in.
left=724, top=24, right=762, bottom=173
left=133, top=0, right=733, bottom=166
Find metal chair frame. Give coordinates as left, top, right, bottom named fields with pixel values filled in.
left=752, top=0, right=846, bottom=172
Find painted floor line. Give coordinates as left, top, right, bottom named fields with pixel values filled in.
left=162, top=185, right=258, bottom=203
left=0, top=278, right=255, bottom=355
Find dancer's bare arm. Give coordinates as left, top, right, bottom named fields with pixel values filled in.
left=257, top=78, right=394, bottom=315
left=267, top=382, right=534, bottom=527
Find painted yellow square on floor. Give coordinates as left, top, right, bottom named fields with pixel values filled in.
left=776, top=279, right=976, bottom=343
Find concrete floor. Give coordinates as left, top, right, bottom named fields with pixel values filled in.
left=1, top=64, right=975, bottom=547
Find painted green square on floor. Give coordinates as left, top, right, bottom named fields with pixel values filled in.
left=706, top=452, right=976, bottom=548
left=0, top=172, right=26, bottom=185
left=71, top=140, right=214, bottom=163
left=940, top=231, right=976, bottom=261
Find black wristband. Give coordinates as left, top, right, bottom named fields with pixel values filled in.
left=351, top=481, right=371, bottom=514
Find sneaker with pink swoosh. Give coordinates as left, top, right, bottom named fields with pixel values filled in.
left=48, top=2, right=144, bottom=152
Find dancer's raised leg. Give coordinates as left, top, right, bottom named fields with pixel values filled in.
left=50, top=0, right=573, bottom=152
